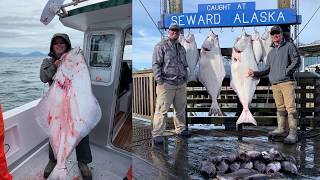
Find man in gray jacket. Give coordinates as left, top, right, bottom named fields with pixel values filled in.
left=248, top=26, right=301, bottom=144
left=152, top=23, right=190, bottom=145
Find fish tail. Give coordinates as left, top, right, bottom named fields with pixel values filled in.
left=49, top=166, right=68, bottom=179
left=236, top=109, right=257, bottom=126
left=208, top=101, right=222, bottom=116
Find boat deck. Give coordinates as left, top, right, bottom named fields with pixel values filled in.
left=12, top=143, right=131, bottom=180
left=132, top=117, right=320, bottom=180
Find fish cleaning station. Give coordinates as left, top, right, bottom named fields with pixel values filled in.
left=132, top=0, right=320, bottom=179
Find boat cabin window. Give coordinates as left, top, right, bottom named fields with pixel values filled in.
left=89, top=34, right=115, bottom=68
left=86, top=30, right=121, bottom=85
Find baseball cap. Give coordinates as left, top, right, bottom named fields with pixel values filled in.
left=270, top=26, right=283, bottom=35
left=169, top=23, right=181, bottom=31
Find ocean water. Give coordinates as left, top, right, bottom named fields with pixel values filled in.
left=0, top=57, right=47, bottom=112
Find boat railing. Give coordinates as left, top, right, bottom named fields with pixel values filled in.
left=133, top=70, right=320, bottom=130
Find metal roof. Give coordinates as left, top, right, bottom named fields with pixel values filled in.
left=298, top=43, right=320, bottom=57
left=60, top=0, right=132, bottom=31
left=67, top=0, right=131, bottom=17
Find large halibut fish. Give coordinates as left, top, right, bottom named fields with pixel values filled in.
left=35, top=47, right=101, bottom=179
left=180, top=33, right=199, bottom=81
left=198, top=32, right=225, bottom=116
left=231, top=32, right=259, bottom=125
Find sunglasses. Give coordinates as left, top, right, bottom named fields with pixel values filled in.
left=52, top=41, right=66, bottom=45
left=170, top=29, right=180, bottom=32
left=270, top=31, right=281, bottom=35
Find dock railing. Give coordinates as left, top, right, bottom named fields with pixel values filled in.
left=132, top=69, right=156, bottom=120
left=133, top=70, right=320, bottom=130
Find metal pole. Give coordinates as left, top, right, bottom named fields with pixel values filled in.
left=291, top=0, right=299, bottom=46
left=278, top=0, right=291, bottom=41
left=168, top=0, right=184, bottom=34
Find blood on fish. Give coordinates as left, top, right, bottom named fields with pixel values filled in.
left=47, top=113, right=52, bottom=125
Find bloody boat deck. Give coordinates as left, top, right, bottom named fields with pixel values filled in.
left=132, top=117, right=320, bottom=180
left=12, top=143, right=131, bottom=180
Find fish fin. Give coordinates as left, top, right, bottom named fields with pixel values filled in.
left=230, top=80, right=238, bottom=95
left=236, top=109, right=257, bottom=126
left=255, top=79, right=260, bottom=86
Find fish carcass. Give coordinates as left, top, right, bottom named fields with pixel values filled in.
left=35, top=47, right=102, bottom=179
left=180, top=33, right=199, bottom=81
left=231, top=32, right=259, bottom=125
left=261, top=29, right=273, bottom=64
left=198, top=32, right=225, bottom=116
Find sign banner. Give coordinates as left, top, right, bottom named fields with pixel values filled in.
left=163, top=8, right=301, bottom=29
left=198, top=2, right=256, bottom=12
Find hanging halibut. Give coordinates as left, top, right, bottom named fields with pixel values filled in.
left=252, top=29, right=263, bottom=64
left=180, top=33, right=199, bottom=81
left=35, top=47, right=101, bottom=179
left=261, top=29, right=273, bottom=64
left=231, top=32, right=259, bottom=125
left=198, top=32, right=225, bottom=116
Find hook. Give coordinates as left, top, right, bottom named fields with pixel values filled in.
left=199, top=28, right=201, bottom=33
left=254, top=27, right=257, bottom=32
left=231, top=27, right=234, bottom=32
left=188, top=28, right=191, bottom=34
left=220, top=27, right=223, bottom=33
left=241, top=27, right=247, bottom=36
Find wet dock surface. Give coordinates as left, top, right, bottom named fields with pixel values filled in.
left=132, top=118, right=320, bottom=179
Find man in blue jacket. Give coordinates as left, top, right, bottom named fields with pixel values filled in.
left=248, top=26, right=301, bottom=144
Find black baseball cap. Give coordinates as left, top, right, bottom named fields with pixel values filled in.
left=270, top=26, right=282, bottom=35
left=169, top=23, right=181, bottom=31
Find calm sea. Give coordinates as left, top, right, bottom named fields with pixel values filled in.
left=0, top=57, right=47, bottom=112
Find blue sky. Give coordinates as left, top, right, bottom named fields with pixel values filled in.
left=0, top=0, right=104, bottom=54
left=133, top=0, right=320, bottom=70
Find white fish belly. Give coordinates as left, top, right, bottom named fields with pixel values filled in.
left=231, top=44, right=259, bottom=125
left=199, top=51, right=225, bottom=116
left=35, top=48, right=101, bottom=179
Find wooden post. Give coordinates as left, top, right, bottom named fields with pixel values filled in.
left=314, top=78, right=320, bottom=128
left=300, top=83, right=307, bottom=131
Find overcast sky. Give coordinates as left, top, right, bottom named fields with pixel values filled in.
left=0, top=0, right=105, bottom=54
left=133, top=0, right=320, bottom=69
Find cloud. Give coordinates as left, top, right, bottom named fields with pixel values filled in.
left=0, top=0, right=92, bottom=53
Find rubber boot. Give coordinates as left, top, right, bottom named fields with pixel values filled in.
left=284, top=113, right=298, bottom=144
left=78, top=161, right=92, bottom=180
left=268, top=111, right=287, bottom=137
left=43, top=160, right=57, bottom=178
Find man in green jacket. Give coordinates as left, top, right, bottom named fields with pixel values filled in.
left=40, top=33, right=92, bottom=180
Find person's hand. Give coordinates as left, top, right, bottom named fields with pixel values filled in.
left=53, top=59, right=62, bottom=67
left=247, top=68, right=254, bottom=77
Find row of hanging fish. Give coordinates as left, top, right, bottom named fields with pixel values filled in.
left=179, top=29, right=273, bottom=125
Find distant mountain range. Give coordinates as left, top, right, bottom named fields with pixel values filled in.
left=0, top=51, right=46, bottom=57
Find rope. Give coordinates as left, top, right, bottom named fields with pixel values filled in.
left=138, top=0, right=163, bottom=37
left=294, top=2, right=320, bottom=40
